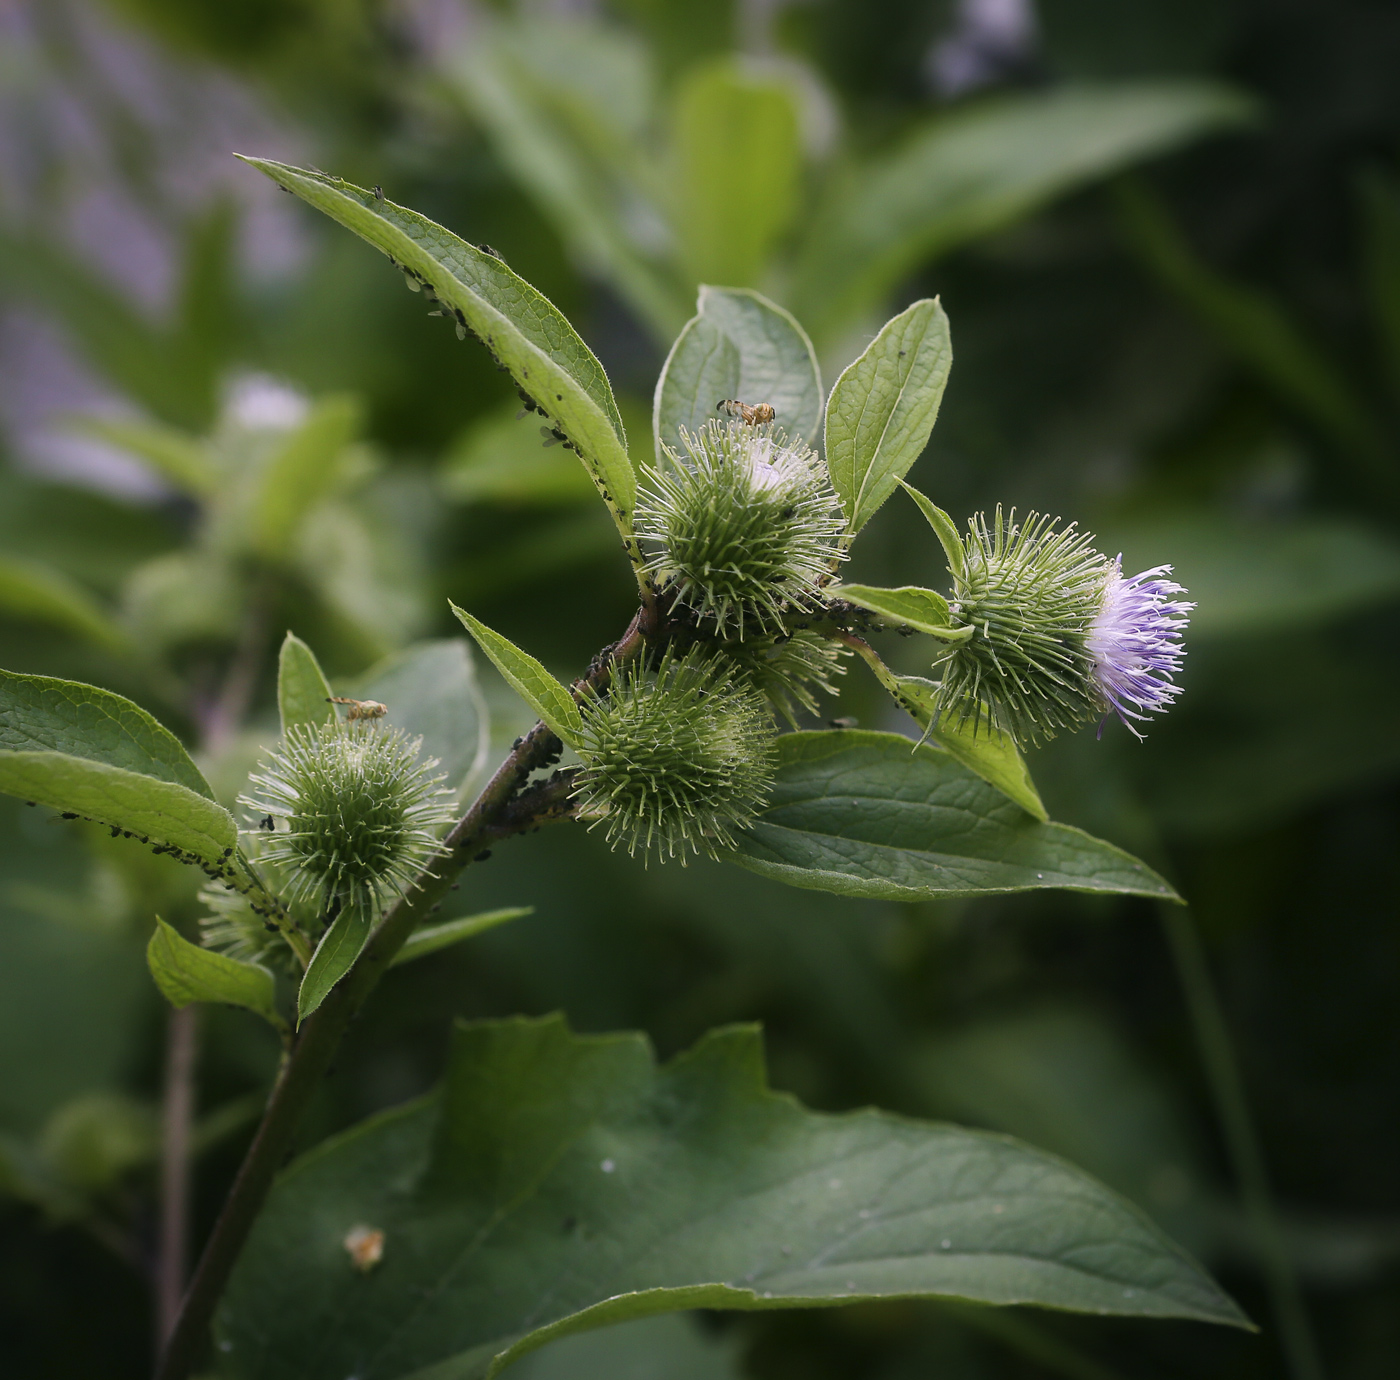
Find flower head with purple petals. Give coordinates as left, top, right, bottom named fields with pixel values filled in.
left=1086, top=559, right=1193, bottom=738
left=933, top=507, right=1194, bottom=746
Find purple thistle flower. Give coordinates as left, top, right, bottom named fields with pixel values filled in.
left=1087, top=559, right=1194, bottom=738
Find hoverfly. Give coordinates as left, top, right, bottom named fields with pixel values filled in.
left=343, top=1224, right=385, bottom=1272
left=717, top=399, right=776, bottom=426
left=327, top=696, right=388, bottom=722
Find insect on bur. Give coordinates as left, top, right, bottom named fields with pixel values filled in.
left=829, top=716, right=859, bottom=730
left=327, top=696, right=388, bottom=722
left=717, top=399, right=776, bottom=426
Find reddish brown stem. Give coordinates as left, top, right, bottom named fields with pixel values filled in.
left=156, top=1004, right=198, bottom=1347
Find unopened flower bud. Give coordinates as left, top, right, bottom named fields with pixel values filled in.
left=239, top=720, right=455, bottom=922
left=573, top=650, right=777, bottom=861
left=637, top=420, right=846, bottom=637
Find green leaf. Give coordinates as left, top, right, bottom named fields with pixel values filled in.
left=0, top=670, right=236, bottom=869
left=824, top=299, right=952, bottom=532
left=447, top=21, right=692, bottom=344
left=654, top=287, right=822, bottom=459
left=900, top=480, right=966, bottom=579
left=239, top=156, right=639, bottom=555
left=391, top=907, right=534, bottom=967
left=1098, top=511, right=1400, bottom=639
left=146, top=918, right=282, bottom=1028
left=854, top=655, right=1046, bottom=822
left=792, top=82, right=1256, bottom=344
left=298, top=898, right=374, bottom=1024
left=68, top=417, right=217, bottom=498
left=341, top=640, right=490, bottom=800
left=732, top=732, right=1175, bottom=900
left=216, top=1015, right=1246, bottom=1380
left=277, top=633, right=336, bottom=736
left=442, top=404, right=599, bottom=507
left=832, top=584, right=970, bottom=640
left=1115, top=180, right=1385, bottom=476
left=449, top=604, right=583, bottom=747
left=249, top=396, right=363, bottom=559
left=1358, top=166, right=1400, bottom=397
left=0, top=556, right=128, bottom=651
left=672, top=59, right=803, bottom=288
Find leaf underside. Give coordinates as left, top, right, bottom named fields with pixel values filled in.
left=654, top=286, right=822, bottom=460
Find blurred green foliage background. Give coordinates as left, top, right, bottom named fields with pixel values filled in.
left=1, top=1, right=1398, bottom=1376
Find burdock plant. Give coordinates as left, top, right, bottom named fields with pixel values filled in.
left=0, top=166, right=1240, bottom=1380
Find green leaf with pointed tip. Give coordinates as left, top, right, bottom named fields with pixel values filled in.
left=277, top=633, right=336, bottom=736
left=0, top=556, right=127, bottom=651
left=825, top=299, right=952, bottom=532
left=833, top=584, right=970, bottom=640
left=673, top=60, right=803, bottom=288
left=900, top=480, right=965, bottom=579
left=216, top=1014, right=1246, bottom=1380
left=733, top=732, right=1173, bottom=900
left=298, top=897, right=374, bottom=1024
left=147, top=918, right=282, bottom=1028
left=70, top=417, right=216, bottom=498
left=447, top=21, right=691, bottom=345
left=238, top=156, right=637, bottom=555
left=792, top=82, right=1257, bottom=345
left=249, top=396, right=363, bottom=559
left=391, top=907, right=534, bottom=967
left=860, top=664, right=1046, bottom=822
left=654, top=287, right=822, bottom=459
left=0, top=669, right=236, bottom=869
left=449, top=604, right=583, bottom=747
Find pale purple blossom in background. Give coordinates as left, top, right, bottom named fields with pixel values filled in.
left=1087, top=559, right=1194, bottom=738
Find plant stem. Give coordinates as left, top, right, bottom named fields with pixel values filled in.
left=1159, top=903, right=1325, bottom=1380
left=156, top=1004, right=199, bottom=1348
left=154, top=614, right=650, bottom=1380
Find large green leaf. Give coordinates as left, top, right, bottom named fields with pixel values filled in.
left=825, top=299, right=952, bottom=532
left=793, top=82, right=1255, bottom=343
left=146, top=919, right=282, bottom=1029
left=1115, top=181, right=1384, bottom=473
left=672, top=59, right=803, bottom=288
left=447, top=21, right=691, bottom=344
left=0, top=670, right=236, bottom=869
left=732, top=732, right=1174, bottom=900
left=450, top=605, right=583, bottom=747
left=239, top=157, right=638, bottom=555
left=1097, top=511, right=1400, bottom=638
left=277, top=633, right=336, bottom=736
left=0, top=556, right=127, bottom=651
left=215, top=1015, right=1245, bottom=1380
left=248, top=396, right=363, bottom=559
left=654, top=287, right=822, bottom=459
left=342, top=639, right=490, bottom=800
